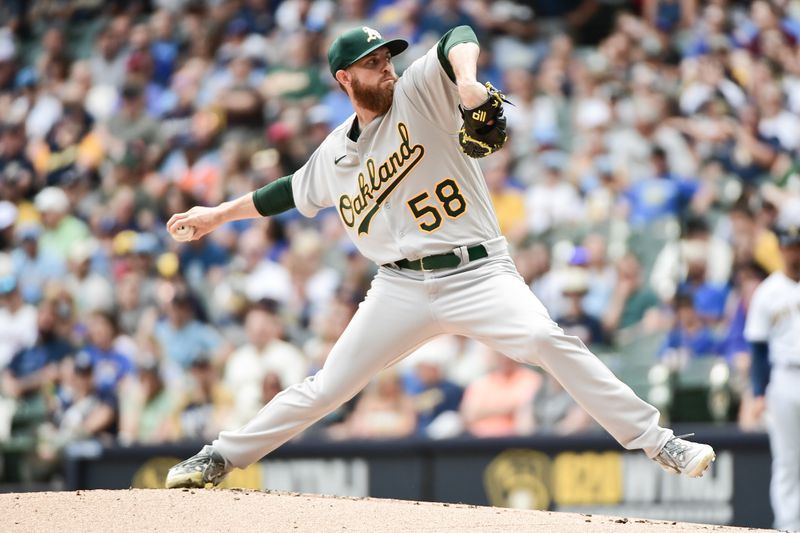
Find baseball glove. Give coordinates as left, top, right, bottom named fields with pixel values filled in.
left=458, top=82, right=510, bottom=158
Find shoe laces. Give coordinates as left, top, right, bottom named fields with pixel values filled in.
left=657, top=433, right=696, bottom=471
left=178, top=447, right=226, bottom=481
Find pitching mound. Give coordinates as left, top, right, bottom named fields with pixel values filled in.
left=2, top=489, right=776, bottom=532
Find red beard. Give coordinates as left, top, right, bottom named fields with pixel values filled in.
left=351, top=75, right=395, bottom=115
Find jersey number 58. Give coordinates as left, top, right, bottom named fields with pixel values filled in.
left=406, top=178, right=467, bottom=233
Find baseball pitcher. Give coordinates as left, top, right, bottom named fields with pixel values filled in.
left=164, top=25, right=715, bottom=489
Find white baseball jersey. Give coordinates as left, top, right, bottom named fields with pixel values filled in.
left=744, top=271, right=800, bottom=366
left=291, top=45, right=502, bottom=265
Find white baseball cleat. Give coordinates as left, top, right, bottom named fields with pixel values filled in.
left=653, top=434, right=716, bottom=478
left=165, top=445, right=229, bottom=489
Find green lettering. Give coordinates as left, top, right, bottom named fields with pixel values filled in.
left=353, top=193, right=366, bottom=214
left=378, top=160, right=392, bottom=183
left=366, top=160, right=381, bottom=190
left=358, top=174, right=373, bottom=200
left=338, top=195, right=354, bottom=227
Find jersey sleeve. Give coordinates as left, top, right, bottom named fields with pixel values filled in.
left=291, top=143, right=335, bottom=218
left=744, top=283, right=771, bottom=342
left=397, top=40, right=463, bottom=132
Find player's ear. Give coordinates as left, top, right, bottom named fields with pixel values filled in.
left=335, top=69, right=350, bottom=89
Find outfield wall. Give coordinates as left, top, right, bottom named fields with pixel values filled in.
left=63, top=424, right=772, bottom=528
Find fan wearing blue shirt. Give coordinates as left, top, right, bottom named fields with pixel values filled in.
left=82, top=311, right=133, bottom=398
left=624, top=147, right=699, bottom=227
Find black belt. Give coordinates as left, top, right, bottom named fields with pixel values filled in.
left=386, top=244, right=488, bottom=271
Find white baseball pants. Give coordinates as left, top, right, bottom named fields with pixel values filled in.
left=766, top=368, right=800, bottom=531
left=214, top=239, right=672, bottom=467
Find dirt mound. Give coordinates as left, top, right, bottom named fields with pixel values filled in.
left=1, top=489, right=777, bottom=532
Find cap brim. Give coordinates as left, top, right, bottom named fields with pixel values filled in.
left=346, top=38, right=408, bottom=71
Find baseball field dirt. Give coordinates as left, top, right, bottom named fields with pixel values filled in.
left=0, top=489, right=779, bottom=532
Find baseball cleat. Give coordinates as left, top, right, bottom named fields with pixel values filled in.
left=653, top=434, right=716, bottom=477
left=165, top=445, right=229, bottom=488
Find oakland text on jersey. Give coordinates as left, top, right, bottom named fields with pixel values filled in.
left=337, top=122, right=425, bottom=235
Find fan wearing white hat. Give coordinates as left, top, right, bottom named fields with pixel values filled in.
left=34, top=186, right=90, bottom=261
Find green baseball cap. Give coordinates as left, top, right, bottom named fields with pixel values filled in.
left=328, top=26, right=408, bottom=78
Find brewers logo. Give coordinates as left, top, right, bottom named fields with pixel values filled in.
left=484, top=449, right=552, bottom=510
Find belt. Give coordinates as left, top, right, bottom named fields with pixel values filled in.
left=386, top=244, right=488, bottom=271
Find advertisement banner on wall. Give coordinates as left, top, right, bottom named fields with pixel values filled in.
left=482, top=449, right=735, bottom=524
left=64, top=429, right=772, bottom=528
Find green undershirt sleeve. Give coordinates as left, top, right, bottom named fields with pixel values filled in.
left=252, top=174, right=295, bottom=216
left=436, top=25, right=479, bottom=83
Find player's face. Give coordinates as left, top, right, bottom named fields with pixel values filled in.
left=781, top=242, right=800, bottom=276
left=348, top=47, right=397, bottom=115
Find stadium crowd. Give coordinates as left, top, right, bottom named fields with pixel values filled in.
left=0, top=0, right=799, bottom=483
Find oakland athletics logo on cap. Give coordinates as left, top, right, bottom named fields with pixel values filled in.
left=362, top=26, right=381, bottom=42
left=327, top=27, right=409, bottom=77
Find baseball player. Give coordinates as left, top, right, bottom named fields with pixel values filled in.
left=744, top=202, right=800, bottom=531
left=164, top=25, right=715, bottom=489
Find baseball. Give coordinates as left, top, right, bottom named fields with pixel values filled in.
left=171, top=225, right=195, bottom=242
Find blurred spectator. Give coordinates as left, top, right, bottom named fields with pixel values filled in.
left=259, top=32, right=324, bottom=102
left=1, top=298, right=72, bottom=402
left=0, top=200, right=18, bottom=252
left=260, top=371, right=283, bottom=407
left=528, top=374, right=595, bottom=435
left=64, top=241, right=113, bottom=316
left=14, top=66, right=63, bottom=141
left=115, top=271, right=150, bottom=337
left=34, top=186, right=90, bottom=261
left=483, top=152, right=526, bottom=245
left=0, top=122, right=37, bottom=201
left=417, top=0, right=478, bottom=41
left=643, top=0, right=696, bottom=34
left=405, top=349, right=463, bottom=439
left=0, top=274, right=37, bottom=369
left=119, top=360, right=178, bottom=445
left=524, top=151, right=584, bottom=236
left=88, top=24, right=130, bottom=89
left=224, top=299, right=308, bottom=426
left=304, top=291, right=358, bottom=372
left=347, top=369, right=416, bottom=440
left=555, top=266, right=608, bottom=348
left=0, top=27, right=17, bottom=93
left=283, top=228, right=340, bottom=327
left=176, top=353, right=234, bottom=441
left=519, top=241, right=566, bottom=318
left=80, top=311, right=134, bottom=400
left=30, top=86, right=103, bottom=187
left=577, top=235, right=616, bottom=320
left=659, top=292, right=723, bottom=369
left=38, top=352, right=117, bottom=463
left=603, top=253, right=663, bottom=336
left=232, top=225, right=292, bottom=305
left=161, top=133, right=224, bottom=206
left=621, top=147, right=700, bottom=228
left=106, top=81, right=162, bottom=169
left=460, top=352, right=541, bottom=438
left=10, top=223, right=65, bottom=304
left=650, top=215, right=733, bottom=303
left=177, top=228, right=230, bottom=292
left=153, top=290, right=225, bottom=372
left=0, top=298, right=72, bottom=476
